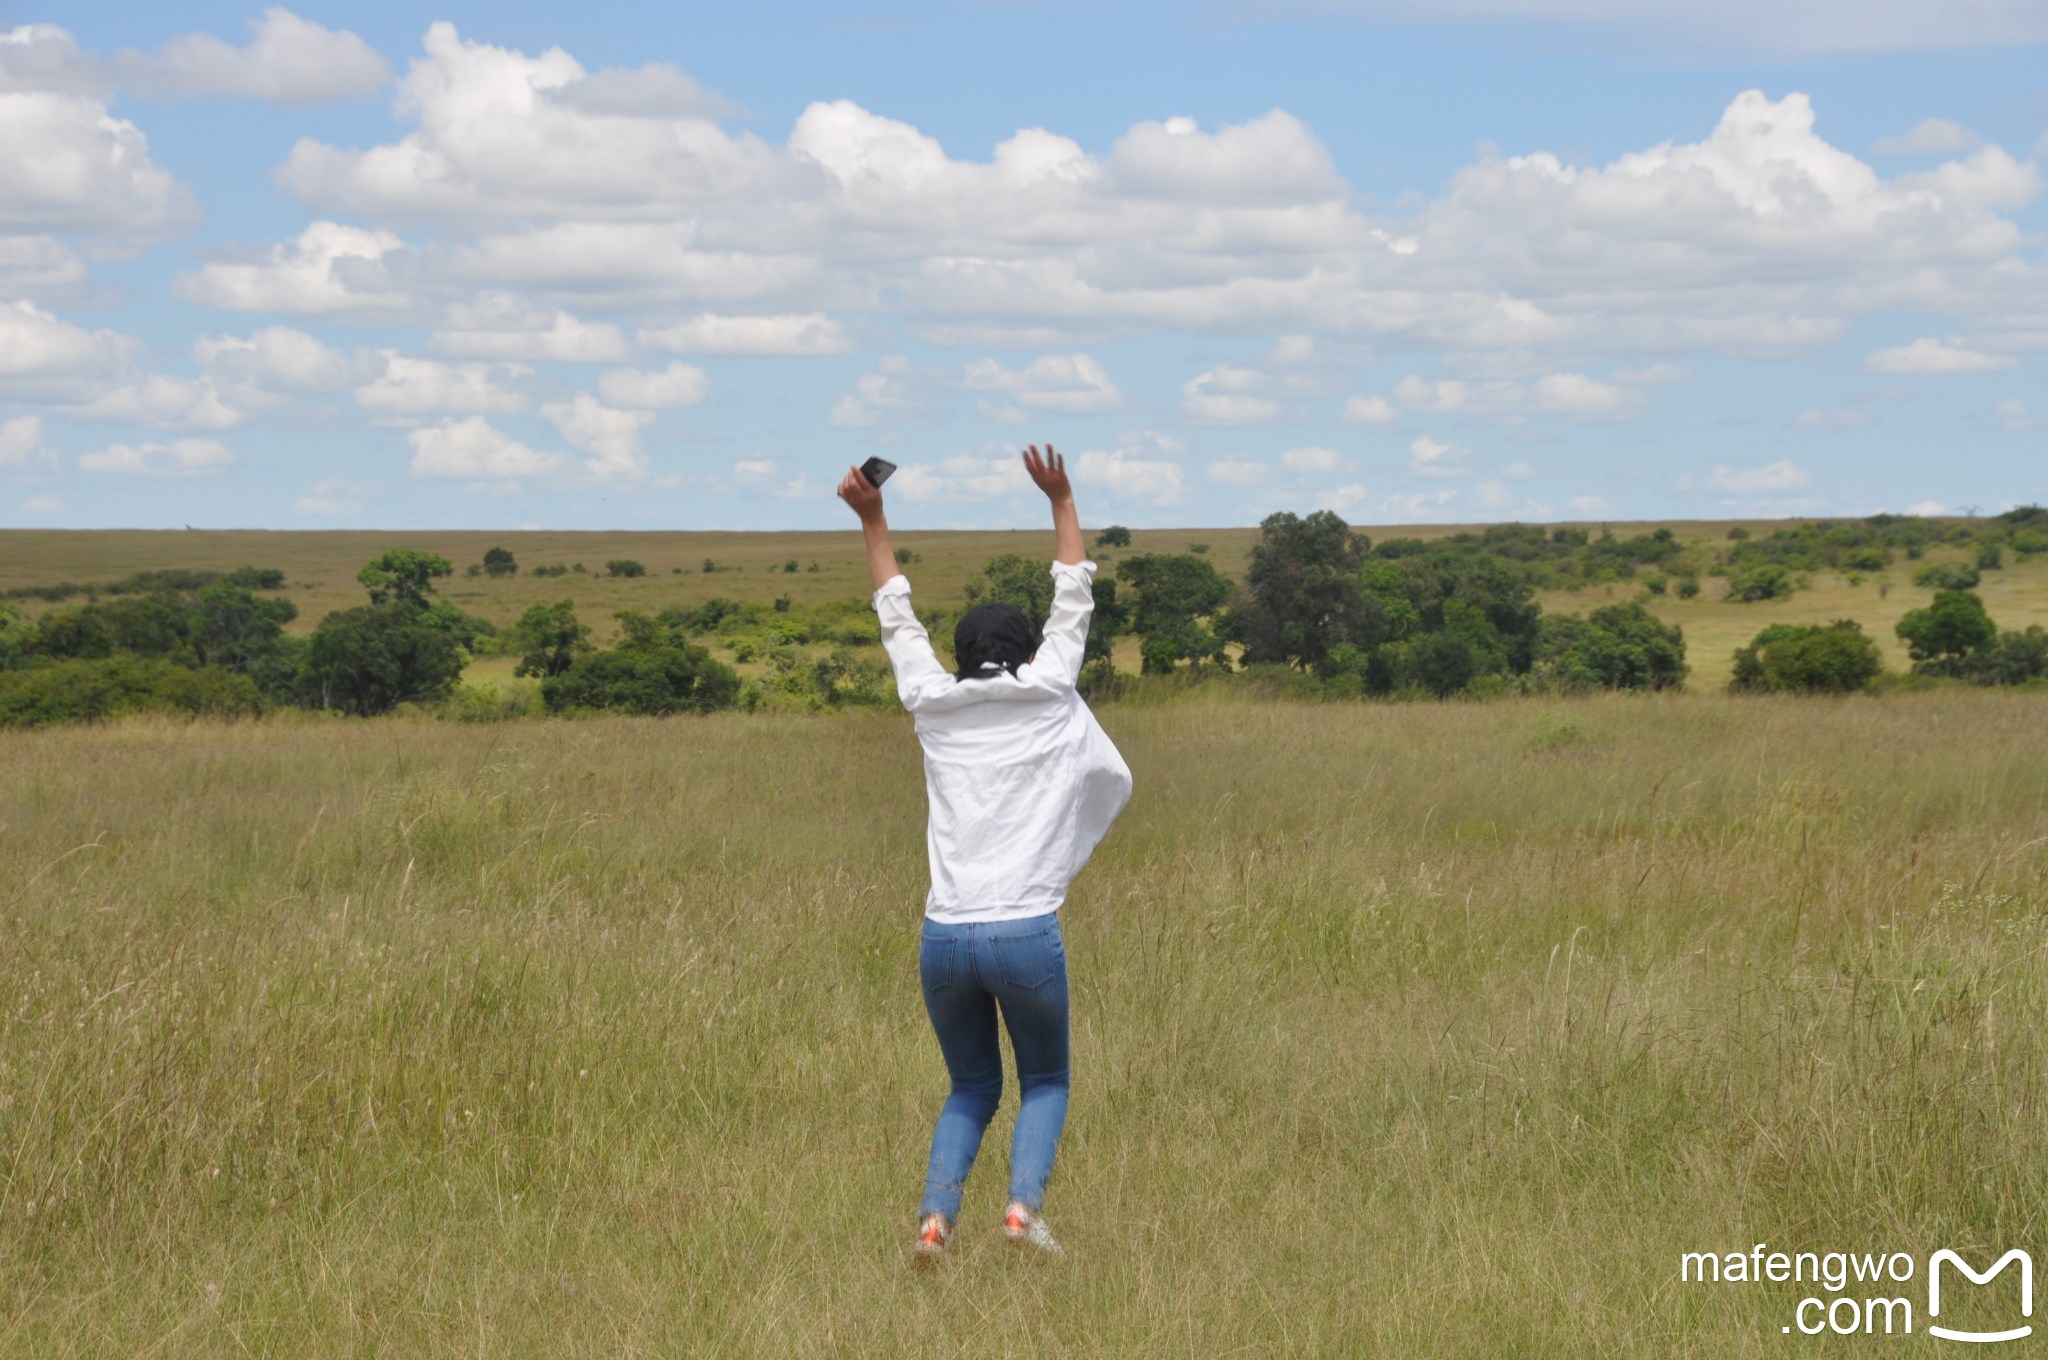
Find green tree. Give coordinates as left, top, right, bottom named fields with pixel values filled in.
left=541, top=610, right=740, bottom=715
left=190, top=583, right=298, bottom=675
left=1729, top=621, right=1883, bottom=694
left=606, top=559, right=646, bottom=578
left=356, top=550, right=453, bottom=608
left=1095, top=525, right=1133, bottom=549
left=482, top=546, right=518, bottom=577
left=0, top=602, right=30, bottom=668
left=1220, top=510, right=1373, bottom=670
left=1727, top=562, right=1797, bottom=602
left=304, top=604, right=465, bottom=715
left=509, top=599, right=590, bottom=679
left=1117, top=553, right=1233, bottom=674
left=1895, top=589, right=1997, bottom=674
left=1535, top=602, right=1689, bottom=691
left=963, top=554, right=1055, bottom=632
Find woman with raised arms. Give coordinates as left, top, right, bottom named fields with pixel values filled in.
left=837, top=444, right=1132, bottom=1267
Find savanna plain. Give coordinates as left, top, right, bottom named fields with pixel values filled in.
left=3, top=528, right=2047, bottom=1357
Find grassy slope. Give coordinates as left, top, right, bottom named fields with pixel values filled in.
left=2, top=521, right=2045, bottom=688
left=3, top=693, right=2045, bottom=1356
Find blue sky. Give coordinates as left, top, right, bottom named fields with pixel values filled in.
left=2, top=2, right=2044, bottom=530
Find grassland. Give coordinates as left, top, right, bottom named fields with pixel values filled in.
left=5, top=520, right=2045, bottom=688
left=4, top=689, right=2046, bottom=1356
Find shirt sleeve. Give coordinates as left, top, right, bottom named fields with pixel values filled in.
left=1024, top=559, right=1097, bottom=692
left=872, top=574, right=951, bottom=711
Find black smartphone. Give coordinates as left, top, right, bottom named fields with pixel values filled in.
left=860, top=457, right=897, bottom=488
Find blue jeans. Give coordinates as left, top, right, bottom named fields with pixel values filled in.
left=916, top=911, right=1070, bottom=1222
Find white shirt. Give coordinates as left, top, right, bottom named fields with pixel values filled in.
left=874, top=559, right=1133, bottom=924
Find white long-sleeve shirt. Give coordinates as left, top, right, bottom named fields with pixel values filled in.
left=874, top=559, right=1133, bottom=923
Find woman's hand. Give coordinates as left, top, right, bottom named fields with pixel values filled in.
left=1022, top=444, right=1072, bottom=505
left=838, top=464, right=885, bottom=523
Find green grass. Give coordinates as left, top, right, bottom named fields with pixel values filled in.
left=4, top=690, right=2046, bottom=1355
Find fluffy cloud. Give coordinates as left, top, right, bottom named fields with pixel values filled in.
left=731, top=458, right=821, bottom=501
left=1285, top=0, right=2048, bottom=55
left=69, top=375, right=242, bottom=428
left=119, top=9, right=390, bottom=104
left=0, top=24, right=109, bottom=94
left=407, top=417, right=565, bottom=480
left=1409, top=435, right=1468, bottom=477
left=1874, top=118, right=1981, bottom=156
left=195, top=326, right=360, bottom=392
left=176, top=221, right=410, bottom=314
left=640, top=313, right=851, bottom=356
left=0, top=86, right=191, bottom=242
left=79, top=438, right=234, bottom=476
left=1207, top=458, right=1272, bottom=485
left=1184, top=365, right=1283, bottom=423
left=830, top=357, right=919, bottom=428
left=1341, top=395, right=1399, bottom=425
left=1375, top=371, right=1644, bottom=421
left=244, top=29, right=2048, bottom=362
left=354, top=355, right=530, bottom=419
left=0, top=301, right=131, bottom=379
left=598, top=361, right=709, bottom=409
left=431, top=295, right=629, bottom=362
left=1073, top=438, right=1186, bottom=506
left=1281, top=445, right=1341, bottom=472
left=540, top=393, right=655, bottom=481
left=0, top=415, right=52, bottom=469
left=963, top=354, right=1122, bottom=414
left=890, top=451, right=1032, bottom=503
left=1865, top=336, right=2018, bottom=374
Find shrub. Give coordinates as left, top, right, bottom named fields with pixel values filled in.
left=1730, top=621, right=1883, bottom=694
left=542, top=640, right=740, bottom=715
left=482, top=546, right=518, bottom=577
left=1676, top=576, right=1701, bottom=600
left=444, top=680, right=544, bottom=722
left=508, top=599, right=590, bottom=679
left=606, top=559, right=646, bottom=578
left=894, top=548, right=921, bottom=566
left=1533, top=601, right=1688, bottom=691
left=1976, top=543, right=2003, bottom=571
left=1912, top=562, right=1981, bottom=591
left=1727, top=562, right=1796, bottom=602
left=1958, top=627, right=2048, bottom=686
left=0, top=657, right=264, bottom=729
left=1095, top=526, right=1133, bottom=548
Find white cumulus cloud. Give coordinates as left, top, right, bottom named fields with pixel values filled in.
left=598, top=361, right=709, bottom=409
left=1184, top=365, right=1283, bottom=424
left=354, top=355, right=530, bottom=419
left=963, top=354, right=1122, bottom=414
left=79, top=438, right=235, bottom=476
left=430, top=295, right=630, bottom=363
left=1865, top=336, right=2019, bottom=374
left=176, top=221, right=409, bottom=314
left=407, top=417, right=565, bottom=480
left=640, top=313, right=851, bottom=356
left=1705, top=459, right=1813, bottom=493
left=1873, top=119, right=1983, bottom=156
left=119, top=9, right=390, bottom=104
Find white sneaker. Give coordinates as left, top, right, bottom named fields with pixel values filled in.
left=913, top=1213, right=952, bottom=1270
left=1002, top=1202, right=1064, bottom=1257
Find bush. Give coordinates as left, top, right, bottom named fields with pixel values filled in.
left=1959, top=627, right=2048, bottom=686
left=1727, top=562, right=1796, bottom=602
left=1729, top=621, right=1883, bottom=694
left=482, top=546, right=518, bottom=577
left=606, top=560, right=646, bottom=578
left=1095, top=526, right=1133, bottom=549
left=508, top=599, right=589, bottom=679
left=444, top=680, right=544, bottom=722
left=541, top=643, right=740, bottom=715
left=1912, top=562, right=1981, bottom=591
left=1976, top=543, right=2003, bottom=571
left=1676, top=576, right=1701, bottom=600
left=1533, top=601, right=1688, bottom=691
left=0, top=657, right=263, bottom=729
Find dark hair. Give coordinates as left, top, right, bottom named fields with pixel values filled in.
left=953, top=602, right=1037, bottom=680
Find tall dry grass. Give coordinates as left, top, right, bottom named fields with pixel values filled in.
left=3, top=689, right=2045, bottom=1355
